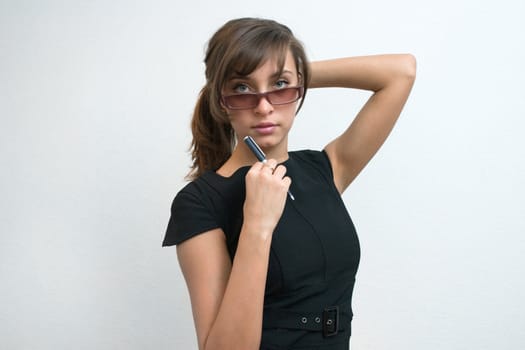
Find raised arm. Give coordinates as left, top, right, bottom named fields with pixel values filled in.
left=310, top=54, right=416, bottom=193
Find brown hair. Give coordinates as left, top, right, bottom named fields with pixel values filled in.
left=187, top=17, right=310, bottom=180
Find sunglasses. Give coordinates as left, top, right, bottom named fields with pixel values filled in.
left=221, top=86, right=304, bottom=110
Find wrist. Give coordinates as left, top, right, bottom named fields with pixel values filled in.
left=240, top=221, right=274, bottom=245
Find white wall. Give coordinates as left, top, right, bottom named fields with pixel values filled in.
left=1, top=1, right=524, bottom=349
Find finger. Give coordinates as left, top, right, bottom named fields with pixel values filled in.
left=272, top=164, right=287, bottom=178
left=250, top=161, right=266, bottom=173
left=265, top=159, right=278, bottom=172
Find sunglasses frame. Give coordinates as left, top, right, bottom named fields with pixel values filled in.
left=221, top=86, right=304, bottom=110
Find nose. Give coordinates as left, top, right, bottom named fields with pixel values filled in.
left=253, top=94, right=274, bottom=115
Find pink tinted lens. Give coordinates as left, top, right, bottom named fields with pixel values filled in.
left=223, top=87, right=302, bottom=109
left=267, top=88, right=300, bottom=104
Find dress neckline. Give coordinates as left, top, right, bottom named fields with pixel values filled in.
left=209, top=154, right=293, bottom=181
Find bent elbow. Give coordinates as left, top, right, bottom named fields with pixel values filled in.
left=403, top=54, right=417, bottom=81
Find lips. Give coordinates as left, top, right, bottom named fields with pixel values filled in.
left=253, top=122, right=277, bottom=135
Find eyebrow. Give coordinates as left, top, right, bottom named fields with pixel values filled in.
left=230, top=69, right=295, bottom=81
left=275, top=70, right=295, bottom=78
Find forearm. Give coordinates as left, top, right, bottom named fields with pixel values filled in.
left=197, top=160, right=290, bottom=350
left=204, top=229, right=272, bottom=350
left=308, top=54, right=416, bottom=92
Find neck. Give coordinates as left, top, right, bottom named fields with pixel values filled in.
left=243, top=136, right=289, bottom=162
left=216, top=138, right=289, bottom=177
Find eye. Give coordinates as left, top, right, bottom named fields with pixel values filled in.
left=233, top=83, right=250, bottom=93
left=275, top=79, right=289, bottom=89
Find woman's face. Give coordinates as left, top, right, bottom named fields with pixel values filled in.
left=221, top=50, right=301, bottom=155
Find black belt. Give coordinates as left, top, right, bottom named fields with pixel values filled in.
left=263, top=301, right=353, bottom=337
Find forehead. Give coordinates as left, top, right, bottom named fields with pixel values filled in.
left=229, top=50, right=297, bottom=80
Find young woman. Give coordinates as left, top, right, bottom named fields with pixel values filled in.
left=163, top=17, right=416, bottom=350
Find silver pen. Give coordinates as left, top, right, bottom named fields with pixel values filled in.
left=243, top=136, right=295, bottom=201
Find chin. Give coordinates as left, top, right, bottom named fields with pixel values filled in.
left=256, top=134, right=287, bottom=150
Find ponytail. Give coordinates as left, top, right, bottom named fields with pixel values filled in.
left=187, top=85, right=234, bottom=180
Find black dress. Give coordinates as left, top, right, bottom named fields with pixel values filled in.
left=163, top=150, right=360, bottom=349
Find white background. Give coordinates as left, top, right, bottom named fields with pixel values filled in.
left=1, top=0, right=524, bottom=349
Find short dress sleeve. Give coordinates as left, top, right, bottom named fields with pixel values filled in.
left=292, top=150, right=336, bottom=188
left=162, top=181, right=220, bottom=246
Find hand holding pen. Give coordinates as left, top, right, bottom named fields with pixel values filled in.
left=243, top=136, right=295, bottom=201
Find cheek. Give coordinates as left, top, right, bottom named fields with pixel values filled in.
left=226, top=112, right=249, bottom=130
left=282, top=105, right=298, bottom=121
left=227, top=110, right=245, bottom=121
